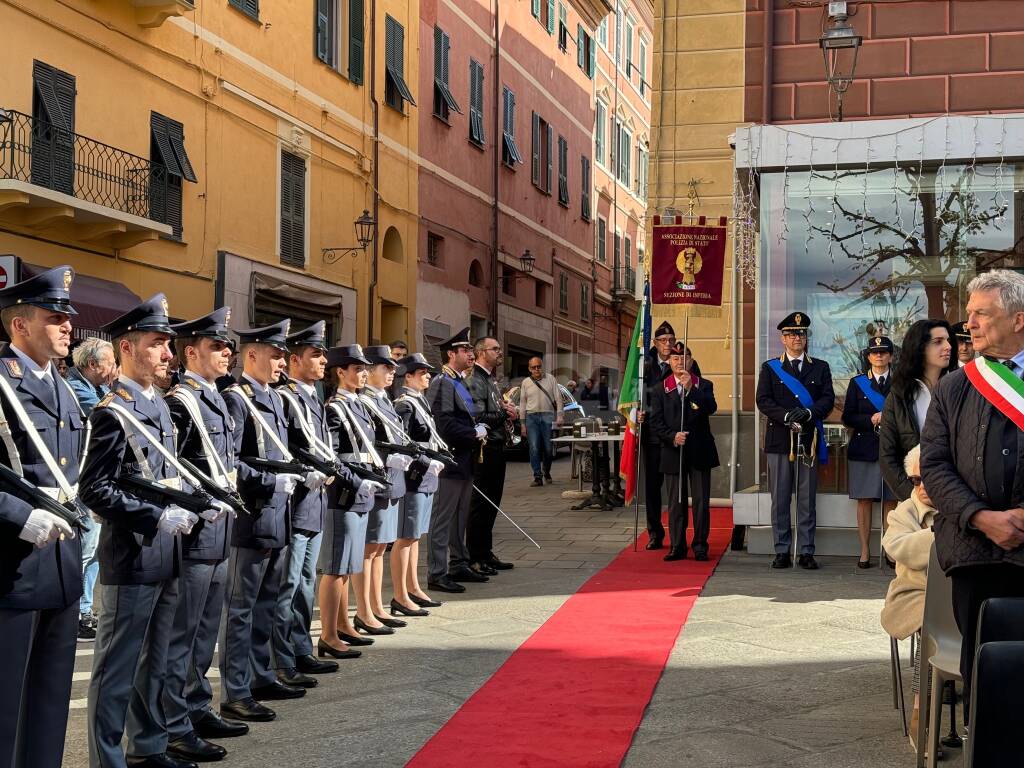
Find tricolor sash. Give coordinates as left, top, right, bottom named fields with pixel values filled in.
left=767, top=359, right=828, bottom=464
left=851, top=374, right=887, bottom=413
left=964, top=358, right=1024, bottom=431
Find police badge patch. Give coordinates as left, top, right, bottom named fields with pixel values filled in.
left=3, top=358, right=23, bottom=378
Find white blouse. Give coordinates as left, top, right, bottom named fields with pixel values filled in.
left=912, top=380, right=931, bottom=434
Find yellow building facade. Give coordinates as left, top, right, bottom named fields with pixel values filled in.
left=0, top=0, right=419, bottom=344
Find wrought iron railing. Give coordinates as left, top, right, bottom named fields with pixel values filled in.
left=0, top=108, right=165, bottom=220
left=612, top=265, right=636, bottom=296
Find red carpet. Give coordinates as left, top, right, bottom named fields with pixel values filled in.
left=407, top=508, right=733, bottom=768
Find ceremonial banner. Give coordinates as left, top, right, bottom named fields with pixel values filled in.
left=650, top=217, right=728, bottom=318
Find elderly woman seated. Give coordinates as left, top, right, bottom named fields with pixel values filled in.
left=880, top=444, right=935, bottom=748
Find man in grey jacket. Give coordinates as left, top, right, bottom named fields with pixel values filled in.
left=921, top=269, right=1024, bottom=717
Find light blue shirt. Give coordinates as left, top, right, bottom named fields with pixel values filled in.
left=9, top=343, right=53, bottom=381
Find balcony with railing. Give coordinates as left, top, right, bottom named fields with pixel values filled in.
left=129, top=0, right=195, bottom=28
left=612, top=264, right=637, bottom=299
left=0, top=108, right=171, bottom=248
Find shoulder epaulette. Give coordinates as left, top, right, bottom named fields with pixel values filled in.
left=288, top=382, right=299, bottom=393
left=116, top=387, right=134, bottom=402
left=97, top=391, right=116, bottom=408
left=2, top=358, right=23, bottom=378
left=185, top=377, right=202, bottom=390
left=242, top=383, right=253, bottom=397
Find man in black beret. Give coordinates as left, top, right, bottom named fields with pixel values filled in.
left=0, top=266, right=85, bottom=768
left=639, top=320, right=675, bottom=549
left=755, top=311, right=835, bottom=570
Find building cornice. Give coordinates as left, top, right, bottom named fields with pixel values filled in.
left=572, top=0, right=614, bottom=30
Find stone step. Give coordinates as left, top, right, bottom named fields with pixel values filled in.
left=746, top=524, right=887, bottom=558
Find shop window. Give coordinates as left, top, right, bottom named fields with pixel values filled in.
left=384, top=15, right=415, bottom=112
left=279, top=150, right=306, bottom=267
left=433, top=26, right=459, bottom=122
left=382, top=226, right=403, bottom=263
left=150, top=111, right=197, bottom=241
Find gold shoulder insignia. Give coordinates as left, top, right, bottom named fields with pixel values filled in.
left=97, top=391, right=116, bottom=408
left=778, top=354, right=786, bottom=363
left=806, top=355, right=813, bottom=363
left=186, top=377, right=202, bottom=390
left=116, top=387, right=134, bottom=402
left=242, top=383, right=253, bottom=397
left=2, top=358, right=23, bottom=378
left=690, top=401, right=699, bottom=410
left=288, top=382, right=299, bottom=392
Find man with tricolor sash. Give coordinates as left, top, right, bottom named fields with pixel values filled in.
left=755, top=311, right=835, bottom=570
left=921, top=269, right=1024, bottom=717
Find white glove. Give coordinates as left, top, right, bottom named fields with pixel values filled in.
left=274, top=472, right=304, bottom=495
left=474, top=424, right=487, bottom=439
left=159, top=505, right=199, bottom=535
left=355, top=479, right=385, bottom=504
left=386, top=453, right=414, bottom=472
left=199, top=501, right=233, bottom=523
left=18, top=509, right=75, bottom=549
left=426, top=459, right=445, bottom=477
left=303, top=469, right=329, bottom=491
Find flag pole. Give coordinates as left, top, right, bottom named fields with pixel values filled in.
left=632, top=281, right=649, bottom=552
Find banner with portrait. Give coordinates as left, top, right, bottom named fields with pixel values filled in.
left=650, top=216, right=728, bottom=318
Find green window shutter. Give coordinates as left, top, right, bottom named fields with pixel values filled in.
left=316, top=0, right=330, bottom=63
left=546, top=0, right=555, bottom=34
left=349, top=0, right=364, bottom=84
left=280, top=151, right=306, bottom=267
left=545, top=122, right=553, bottom=193
left=581, top=156, right=590, bottom=221
left=577, top=25, right=585, bottom=69
left=588, top=33, right=596, bottom=77
left=532, top=0, right=540, bottom=19
left=531, top=112, right=540, bottom=186
left=433, top=26, right=443, bottom=83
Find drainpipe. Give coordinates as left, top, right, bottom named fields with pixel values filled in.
left=729, top=209, right=740, bottom=500
left=611, top=0, right=621, bottom=362
left=368, top=0, right=381, bottom=344
left=490, top=0, right=501, bottom=336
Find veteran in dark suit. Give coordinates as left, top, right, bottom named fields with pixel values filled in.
left=272, top=321, right=339, bottom=684
left=0, top=266, right=85, bottom=768
left=81, top=294, right=206, bottom=768
left=650, top=342, right=719, bottom=562
left=640, top=321, right=676, bottom=549
left=219, top=321, right=311, bottom=723
left=426, top=328, right=487, bottom=593
left=755, top=312, right=835, bottom=570
left=162, top=307, right=248, bottom=763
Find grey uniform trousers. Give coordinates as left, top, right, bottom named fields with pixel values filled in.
left=219, top=546, right=288, bottom=703
left=273, top=530, right=322, bottom=670
left=87, top=579, right=179, bottom=767
left=0, top=602, right=78, bottom=768
left=766, top=452, right=818, bottom=555
left=428, top=475, right=473, bottom=582
left=163, top=559, right=228, bottom=739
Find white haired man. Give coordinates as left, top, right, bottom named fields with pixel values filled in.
left=921, top=268, right=1024, bottom=722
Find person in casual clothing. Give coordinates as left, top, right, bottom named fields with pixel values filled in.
left=879, top=320, right=955, bottom=504
left=842, top=336, right=896, bottom=567
left=67, top=337, right=117, bottom=640
left=518, top=356, right=563, bottom=486
left=921, top=269, right=1024, bottom=720
left=880, top=444, right=935, bottom=749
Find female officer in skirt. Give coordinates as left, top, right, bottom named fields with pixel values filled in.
left=317, top=345, right=382, bottom=658
left=842, top=336, right=897, bottom=568
left=391, top=354, right=446, bottom=615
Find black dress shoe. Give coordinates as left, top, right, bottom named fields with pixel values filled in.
left=472, top=562, right=498, bottom=576
left=694, top=552, right=710, bottom=562
left=449, top=565, right=488, bottom=583
left=250, top=680, right=306, bottom=701
left=220, top=698, right=275, bottom=722
left=411, top=594, right=443, bottom=607
left=645, top=538, right=664, bottom=551
left=857, top=558, right=872, bottom=570
left=337, top=631, right=374, bottom=646
left=390, top=598, right=429, bottom=617
left=428, top=576, right=466, bottom=593
left=167, top=732, right=227, bottom=763
left=485, top=556, right=514, bottom=570
left=296, top=654, right=339, bottom=674
left=531, top=477, right=543, bottom=487
left=663, top=548, right=687, bottom=562
left=354, top=615, right=394, bottom=635
left=374, top=614, right=407, bottom=629
left=127, top=754, right=198, bottom=768
left=798, top=554, right=820, bottom=570
left=317, top=640, right=362, bottom=659
left=191, top=710, right=249, bottom=739
left=277, top=668, right=318, bottom=688
left=771, top=554, right=792, bottom=569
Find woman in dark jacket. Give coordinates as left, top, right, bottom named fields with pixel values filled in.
left=842, top=336, right=896, bottom=567
left=879, top=319, right=956, bottom=503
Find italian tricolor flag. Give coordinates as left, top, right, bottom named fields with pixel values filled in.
left=618, top=312, right=643, bottom=504
left=964, top=357, right=1024, bottom=431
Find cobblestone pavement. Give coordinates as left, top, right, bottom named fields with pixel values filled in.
left=62, top=457, right=956, bottom=767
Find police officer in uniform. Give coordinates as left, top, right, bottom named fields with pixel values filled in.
left=755, top=312, right=835, bottom=570
left=952, top=320, right=975, bottom=367
left=82, top=294, right=211, bottom=768
left=219, top=320, right=317, bottom=722
left=426, top=328, right=487, bottom=593
left=272, top=321, right=340, bottom=685
left=0, top=266, right=84, bottom=768
left=162, top=307, right=248, bottom=763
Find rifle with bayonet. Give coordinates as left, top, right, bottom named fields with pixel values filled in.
left=0, top=461, right=90, bottom=531
left=292, top=446, right=390, bottom=488
left=376, top=441, right=458, bottom=470
left=118, top=473, right=217, bottom=516
left=178, top=458, right=251, bottom=517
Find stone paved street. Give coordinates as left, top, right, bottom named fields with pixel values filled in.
left=61, top=457, right=957, bottom=766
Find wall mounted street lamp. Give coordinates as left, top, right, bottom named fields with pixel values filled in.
left=497, top=249, right=537, bottom=283
left=819, top=1, right=862, bottom=122
left=322, top=209, right=375, bottom=263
